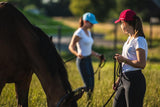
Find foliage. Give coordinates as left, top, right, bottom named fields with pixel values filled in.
left=22, top=10, right=75, bottom=35
left=69, top=0, right=154, bottom=22
left=69, top=0, right=115, bottom=21
left=2, top=0, right=158, bottom=21
left=109, top=0, right=151, bottom=21
left=3, top=0, right=43, bottom=9
left=69, top=0, right=92, bottom=16
left=90, top=0, right=116, bottom=21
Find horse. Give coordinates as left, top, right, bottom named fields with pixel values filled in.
left=0, top=2, right=84, bottom=107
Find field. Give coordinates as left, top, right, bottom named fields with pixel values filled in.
left=0, top=15, right=160, bottom=106
left=1, top=46, right=160, bottom=107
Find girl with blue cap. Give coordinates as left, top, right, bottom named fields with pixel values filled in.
left=69, top=12, right=103, bottom=101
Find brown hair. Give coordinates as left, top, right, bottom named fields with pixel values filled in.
left=79, top=17, right=84, bottom=27
left=126, top=15, right=145, bottom=38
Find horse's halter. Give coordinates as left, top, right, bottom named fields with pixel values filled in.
left=57, top=87, right=86, bottom=107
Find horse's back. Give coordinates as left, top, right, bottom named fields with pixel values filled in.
left=0, top=2, right=33, bottom=83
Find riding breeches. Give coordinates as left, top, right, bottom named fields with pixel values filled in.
left=113, top=70, right=146, bottom=107
left=76, top=56, right=94, bottom=92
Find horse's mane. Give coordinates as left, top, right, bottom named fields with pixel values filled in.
left=0, top=2, right=72, bottom=93
left=32, top=26, right=72, bottom=93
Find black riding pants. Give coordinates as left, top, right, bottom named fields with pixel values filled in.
left=113, top=70, right=146, bottom=107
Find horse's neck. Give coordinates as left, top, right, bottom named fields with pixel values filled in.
left=34, top=63, right=67, bottom=104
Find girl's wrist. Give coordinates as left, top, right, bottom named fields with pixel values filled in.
left=123, top=58, right=127, bottom=63
left=95, top=53, right=100, bottom=57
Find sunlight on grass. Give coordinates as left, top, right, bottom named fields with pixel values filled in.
left=0, top=60, right=160, bottom=107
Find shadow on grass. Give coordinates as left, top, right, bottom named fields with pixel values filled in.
left=148, top=39, right=160, bottom=49
left=148, top=57, right=160, bottom=63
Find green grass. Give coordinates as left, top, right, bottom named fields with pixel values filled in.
left=22, top=11, right=75, bottom=36
left=1, top=43, right=160, bottom=107
left=1, top=61, right=159, bottom=107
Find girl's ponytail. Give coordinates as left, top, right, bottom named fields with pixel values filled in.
left=127, top=15, right=145, bottom=38
left=79, top=17, right=84, bottom=27
left=134, top=15, right=145, bottom=38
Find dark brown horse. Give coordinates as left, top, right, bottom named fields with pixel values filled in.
left=0, top=2, right=84, bottom=107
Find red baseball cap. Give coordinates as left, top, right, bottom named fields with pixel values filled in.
left=114, top=9, right=136, bottom=23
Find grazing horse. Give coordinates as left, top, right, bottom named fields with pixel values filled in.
left=0, top=2, right=83, bottom=107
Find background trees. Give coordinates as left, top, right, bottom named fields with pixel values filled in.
left=3, top=0, right=160, bottom=22
left=69, top=0, right=115, bottom=21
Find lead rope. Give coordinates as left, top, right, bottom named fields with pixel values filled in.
left=94, top=54, right=106, bottom=80
left=103, top=58, right=122, bottom=107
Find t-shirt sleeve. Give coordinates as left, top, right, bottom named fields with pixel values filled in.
left=73, top=29, right=82, bottom=38
left=134, top=37, right=146, bottom=50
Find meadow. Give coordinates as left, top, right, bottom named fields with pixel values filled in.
left=0, top=13, right=160, bottom=107
left=1, top=44, right=160, bottom=107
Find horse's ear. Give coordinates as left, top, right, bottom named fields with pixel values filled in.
left=49, top=36, right=53, bottom=41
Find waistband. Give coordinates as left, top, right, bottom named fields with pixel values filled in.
left=82, top=55, right=91, bottom=58
left=76, top=55, right=91, bottom=60
left=123, top=70, right=142, bottom=75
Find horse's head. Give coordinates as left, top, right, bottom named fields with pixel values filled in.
left=57, top=87, right=85, bottom=107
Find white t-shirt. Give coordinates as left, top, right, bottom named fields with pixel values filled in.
left=122, top=36, right=148, bottom=72
left=73, top=28, right=94, bottom=56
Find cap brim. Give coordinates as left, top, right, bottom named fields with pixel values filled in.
left=114, top=19, right=121, bottom=23
left=90, top=20, right=98, bottom=24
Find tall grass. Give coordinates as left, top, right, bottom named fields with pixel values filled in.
left=1, top=43, right=160, bottom=107
left=1, top=60, right=159, bottom=107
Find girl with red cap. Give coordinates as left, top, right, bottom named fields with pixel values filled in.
left=113, top=9, right=148, bottom=107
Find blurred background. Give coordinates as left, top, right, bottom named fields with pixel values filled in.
left=0, top=0, right=160, bottom=107
left=1, top=0, right=159, bottom=52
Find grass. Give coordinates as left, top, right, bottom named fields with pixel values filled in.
left=1, top=42, right=160, bottom=106
left=22, top=11, right=75, bottom=36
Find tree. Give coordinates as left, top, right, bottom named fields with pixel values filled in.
left=113, top=0, right=150, bottom=21
left=6, top=0, right=43, bottom=9
left=69, top=0, right=115, bottom=21
left=69, top=0, right=92, bottom=17
left=91, top=0, right=115, bottom=21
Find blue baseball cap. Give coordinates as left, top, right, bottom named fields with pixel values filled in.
left=83, top=12, right=98, bottom=24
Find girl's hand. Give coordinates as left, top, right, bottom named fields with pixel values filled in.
left=113, top=79, right=120, bottom=91
left=95, top=53, right=106, bottom=61
left=99, top=54, right=106, bottom=62
left=77, top=54, right=84, bottom=59
left=114, top=54, right=126, bottom=63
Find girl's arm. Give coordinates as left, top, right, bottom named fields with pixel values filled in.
left=115, top=48, right=146, bottom=69
left=91, top=51, right=101, bottom=59
left=68, top=35, right=82, bottom=58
